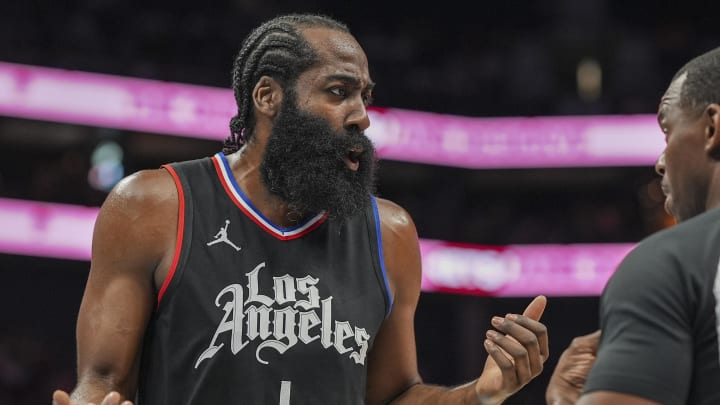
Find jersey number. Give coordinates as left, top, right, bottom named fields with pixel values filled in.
left=279, top=380, right=292, bottom=405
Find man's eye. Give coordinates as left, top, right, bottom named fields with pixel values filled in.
left=363, top=93, right=374, bottom=106
left=330, top=88, right=347, bottom=97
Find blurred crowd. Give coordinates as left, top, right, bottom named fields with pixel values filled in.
left=1, top=0, right=718, bottom=117
left=0, top=0, right=712, bottom=402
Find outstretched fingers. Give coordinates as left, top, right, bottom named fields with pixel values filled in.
left=100, top=392, right=133, bottom=405
left=507, top=313, right=549, bottom=362
left=485, top=317, right=531, bottom=383
left=485, top=312, right=549, bottom=386
left=100, top=392, right=119, bottom=405
left=53, top=390, right=72, bottom=405
left=51, top=390, right=132, bottom=405
left=483, top=334, right=521, bottom=388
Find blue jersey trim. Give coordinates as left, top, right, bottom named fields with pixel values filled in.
left=371, top=196, right=393, bottom=316
left=217, top=152, right=320, bottom=234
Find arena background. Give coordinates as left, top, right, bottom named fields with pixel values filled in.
left=1, top=0, right=718, bottom=403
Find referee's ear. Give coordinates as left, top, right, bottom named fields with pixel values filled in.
left=705, top=103, right=720, bottom=160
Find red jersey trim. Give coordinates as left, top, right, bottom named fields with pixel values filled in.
left=157, top=164, right=185, bottom=308
left=211, top=153, right=328, bottom=240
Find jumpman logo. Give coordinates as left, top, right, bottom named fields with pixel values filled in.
left=206, top=219, right=241, bottom=251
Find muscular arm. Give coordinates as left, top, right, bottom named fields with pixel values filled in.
left=364, top=197, right=449, bottom=404
left=365, top=198, right=548, bottom=405
left=68, top=169, right=178, bottom=403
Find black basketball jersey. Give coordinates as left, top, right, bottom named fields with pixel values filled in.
left=137, top=152, right=392, bottom=405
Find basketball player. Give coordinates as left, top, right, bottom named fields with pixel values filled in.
left=52, top=14, right=549, bottom=405
left=545, top=46, right=720, bottom=404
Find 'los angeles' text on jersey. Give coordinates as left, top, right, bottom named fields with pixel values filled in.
left=195, top=261, right=371, bottom=368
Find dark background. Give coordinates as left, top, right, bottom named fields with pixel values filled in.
left=1, top=0, right=717, bottom=403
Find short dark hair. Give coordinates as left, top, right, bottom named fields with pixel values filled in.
left=223, top=14, right=349, bottom=154
left=671, top=46, right=720, bottom=115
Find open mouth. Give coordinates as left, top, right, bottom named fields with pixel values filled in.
left=342, top=148, right=363, bottom=171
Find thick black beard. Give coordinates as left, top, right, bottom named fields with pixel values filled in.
left=260, top=97, right=377, bottom=222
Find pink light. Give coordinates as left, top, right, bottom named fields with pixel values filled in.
left=419, top=240, right=634, bottom=297
left=0, top=198, right=96, bottom=261
left=0, top=62, right=235, bottom=140
left=367, top=109, right=664, bottom=168
left=0, top=62, right=665, bottom=169
left=0, top=198, right=633, bottom=296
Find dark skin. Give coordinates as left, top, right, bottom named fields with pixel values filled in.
left=546, top=72, right=720, bottom=405
left=545, top=330, right=600, bottom=405
left=53, top=27, right=549, bottom=405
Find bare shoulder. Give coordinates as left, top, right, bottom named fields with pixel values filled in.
left=103, top=168, right=178, bottom=212
left=92, top=168, right=178, bottom=278
left=374, top=197, right=418, bottom=240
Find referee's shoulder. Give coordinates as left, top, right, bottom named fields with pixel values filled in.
left=647, top=208, right=720, bottom=243
left=628, top=208, right=720, bottom=264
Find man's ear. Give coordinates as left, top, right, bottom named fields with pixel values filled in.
left=706, top=103, right=720, bottom=160
left=252, top=76, right=283, bottom=118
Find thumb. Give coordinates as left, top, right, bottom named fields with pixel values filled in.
left=100, top=392, right=122, bottom=405
left=53, top=390, right=71, bottom=405
left=522, top=295, right=547, bottom=321
left=579, top=329, right=602, bottom=351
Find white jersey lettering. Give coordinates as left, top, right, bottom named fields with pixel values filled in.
left=195, top=261, right=372, bottom=368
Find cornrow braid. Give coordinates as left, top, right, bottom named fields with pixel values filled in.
left=223, top=13, right=349, bottom=154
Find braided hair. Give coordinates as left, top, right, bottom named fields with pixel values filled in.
left=223, top=14, right=350, bottom=154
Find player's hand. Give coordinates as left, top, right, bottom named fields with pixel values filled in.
left=53, top=389, right=134, bottom=405
left=545, top=330, right=601, bottom=405
left=474, top=295, right=549, bottom=405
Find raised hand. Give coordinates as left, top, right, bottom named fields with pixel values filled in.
left=545, top=330, right=601, bottom=405
left=474, top=295, right=550, bottom=404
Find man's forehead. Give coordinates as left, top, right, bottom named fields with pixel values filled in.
left=302, top=27, right=363, bottom=56
left=657, top=73, right=687, bottom=120
left=299, top=27, right=371, bottom=85
left=660, top=73, right=687, bottom=107
left=304, top=28, right=367, bottom=61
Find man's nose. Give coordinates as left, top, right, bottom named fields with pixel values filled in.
left=655, top=151, right=666, bottom=176
left=345, top=99, right=370, bottom=132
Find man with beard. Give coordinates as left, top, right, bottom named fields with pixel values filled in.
left=52, top=13, right=549, bottom=405
left=545, top=46, right=720, bottom=405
